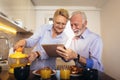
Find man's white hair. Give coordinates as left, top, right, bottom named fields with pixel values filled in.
left=71, top=11, right=87, bottom=24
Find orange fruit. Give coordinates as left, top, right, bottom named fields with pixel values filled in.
left=16, top=47, right=23, bottom=52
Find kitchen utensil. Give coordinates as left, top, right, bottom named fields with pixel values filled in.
left=8, top=47, right=28, bottom=73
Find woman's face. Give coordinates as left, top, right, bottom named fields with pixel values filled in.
left=53, top=15, right=68, bottom=34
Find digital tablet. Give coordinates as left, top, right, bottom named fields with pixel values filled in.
left=42, top=44, right=65, bottom=57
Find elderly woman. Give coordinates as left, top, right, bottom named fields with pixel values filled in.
left=14, top=8, right=69, bottom=70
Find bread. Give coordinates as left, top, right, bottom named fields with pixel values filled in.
left=70, top=65, right=83, bottom=74
left=70, top=65, right=79, bottom=74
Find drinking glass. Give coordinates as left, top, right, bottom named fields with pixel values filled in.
left=40, top=67, right=52, bottom=80
left=60, top=66, right=70, bottom=80
left=55, top=70, right=60, bottom=80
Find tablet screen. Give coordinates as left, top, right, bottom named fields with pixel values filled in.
left=42, top=44, right=65, bottom=57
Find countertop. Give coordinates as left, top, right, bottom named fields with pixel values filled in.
left=0, top=69, right=116, bottom=80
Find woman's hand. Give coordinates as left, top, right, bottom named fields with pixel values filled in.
left=14, top=39, right=26, bottom=52
left=28, top=52, right=39, bottom=63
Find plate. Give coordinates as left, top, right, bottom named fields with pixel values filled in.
left=32, top=69, right=56, bottom=76
left=70, top=65, right=83, bottom=77
left=70, top=73, right=82, bottom=77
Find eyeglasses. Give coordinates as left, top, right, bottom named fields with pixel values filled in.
left=55, top=21, right=66, bottom=27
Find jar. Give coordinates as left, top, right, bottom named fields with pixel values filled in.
left=0, top=36, right=9, bottom=60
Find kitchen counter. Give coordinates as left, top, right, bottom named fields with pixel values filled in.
left=0, top=69, right=115, bottom=80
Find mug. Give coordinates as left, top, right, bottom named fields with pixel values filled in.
left=14, top=65, right=30, bottom=80
left=83, top=68, right=98, bottom=80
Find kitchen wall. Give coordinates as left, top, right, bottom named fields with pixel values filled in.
left=101, top=0, right=120, bottom=79
left=35, top=6, right=101, bottom=37
left=35, top=6, right=101, bottom=67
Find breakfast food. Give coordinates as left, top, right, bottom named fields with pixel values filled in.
left=70, top=65, right=79, bottom=74
left=36, top=67, right=53, bottom=75
left=70, top=65, right=83, bottom=74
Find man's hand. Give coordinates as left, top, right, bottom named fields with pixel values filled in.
left=56, top=46, right=77, bottom=61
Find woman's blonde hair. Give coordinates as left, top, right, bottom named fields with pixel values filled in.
left=53, top=8, right=69, bottom=20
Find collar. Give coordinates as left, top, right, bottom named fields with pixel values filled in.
left=74, top=28, right=90, bottom=39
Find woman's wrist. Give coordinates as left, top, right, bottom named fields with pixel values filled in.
left=35, top=51, right=40, bottom=58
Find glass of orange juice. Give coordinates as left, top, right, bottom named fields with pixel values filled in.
left=60, top=66, right=70, bottom=80
left=40, top=67, right=52, bottom=80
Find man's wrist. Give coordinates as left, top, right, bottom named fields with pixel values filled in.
left=77, top=54, right=80, bottom=62
left=74, top=54, right=80, bottom=62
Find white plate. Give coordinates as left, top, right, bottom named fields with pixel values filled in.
left=32, top=70, right=56, bottom=76
left=70, top=73, right=82, bottom=77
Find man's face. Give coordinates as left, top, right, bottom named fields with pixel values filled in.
left=53, top=15, right=67, bottom=34
left=70, top=14, right=86, bottom=36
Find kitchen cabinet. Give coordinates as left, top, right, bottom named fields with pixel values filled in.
left=0, top=14, right=26, bottom=33
left=0, top=14, right=33, bottom=35
left=0, top=0, right=36, bottom=31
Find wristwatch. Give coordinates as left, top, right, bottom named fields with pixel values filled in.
left=74, top=54, right=80, bottom=62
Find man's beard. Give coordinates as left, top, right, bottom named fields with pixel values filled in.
left=74, top=29, right=83, bottom=37
left=74, top=25, right=86, bottom=37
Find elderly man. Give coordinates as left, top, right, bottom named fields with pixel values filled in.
left=56, top=11, right=104, bottom=72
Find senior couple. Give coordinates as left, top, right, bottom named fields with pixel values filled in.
left=14, top=8, right=104, bottom=72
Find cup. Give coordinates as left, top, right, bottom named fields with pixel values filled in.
left=14, top=65, right=30, bottom=80
left=40, top=67, right=52, bottom=80
left=56, top=70, right=60, bottom=80
left=83, top=68, right=98, bottom=80
left=60, top=68, right=70, bottom=80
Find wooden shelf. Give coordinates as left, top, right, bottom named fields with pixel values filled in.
left=0, top=14, right=32, bottom=34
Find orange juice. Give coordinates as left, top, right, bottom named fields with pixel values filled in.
left=60, top=69, right=70, bottom=80
left=40, top=69, right=51, bottom=79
